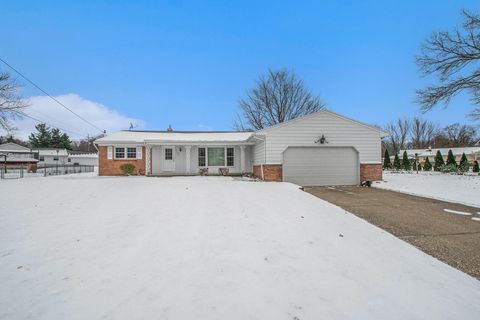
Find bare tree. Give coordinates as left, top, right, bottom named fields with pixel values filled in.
left=385, top=118, right=410, bottom=153
left=234, top=69, right=325, bottom=130
left=409, top=117, right=439, bottom=149
left=0, top=71, right=26, bottom=132
left=441, top=123, right=478, bottom=147
left=416, top=10, right=480, bottom=120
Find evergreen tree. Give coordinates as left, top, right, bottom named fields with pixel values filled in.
left=402, top=151, right=411, bottom=170
left=383, top=149, right=392, bottom=169
left=393, top=153, right=401, bottom=170
left=446, top=149, right=457, bottom=167
left=473, top=160, right=479, bottom=173
left=28, top=124, right=52, bottom=148
left=459, top=153, right=469, bottom=172
left=423, top=157, right=432, bottom=171
left=434, top=150, right=445, bottom=171
left=50, top=128, right=72, bottom=149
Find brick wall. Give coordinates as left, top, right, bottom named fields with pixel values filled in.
left=360, top=163, right=382, bottom=182
left=253, top=164, right=283, bottom=182
left=98, top=146, right=146, bottom=176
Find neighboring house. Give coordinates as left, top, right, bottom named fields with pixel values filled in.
left=400, top=147, right=480, bottom=166
left=95, top=110, right=387, bottom=186
left=0, top=142, right=39, bottom=171
left=67, top=152, right=98, bottom=166
left=31, top=148, right=69, bottom=166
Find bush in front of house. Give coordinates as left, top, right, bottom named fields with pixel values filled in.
left=423, top=157, right=432, bottom=171
left=473, top=160, right=479, bottom=173
left=402, top=151, right=411, bottom=170
left=446, top=149, right=457, bottom=167
left=119, top=163, right=136, bottom=175
left=440, top=164, right=458, bottom=173
left=218, top=167, right=229, bottom=176
left=434, top=150, right=444, bottom=171
left=459, top=153, right=470, bottom=173
left=383, top=149, right=392, bottom=170
left=393, top=153, right=401, bottom=170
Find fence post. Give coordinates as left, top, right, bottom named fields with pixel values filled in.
left=20, top=166, right=24, bottom=178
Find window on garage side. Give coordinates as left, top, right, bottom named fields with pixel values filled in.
left=226, top=147, right=234, bottom=166
left=198, top=148, right=206, bottom=167
left=208, top=147, right=225, bottom=166
left=127, top=147, right=137, bottom=159
left=165, top=148, right=173, bottom=160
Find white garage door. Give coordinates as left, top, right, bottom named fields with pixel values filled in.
left=283, top=147, right=359, bottom=186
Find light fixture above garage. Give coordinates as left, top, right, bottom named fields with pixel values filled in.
left=315, top=134, right=328, bottom=144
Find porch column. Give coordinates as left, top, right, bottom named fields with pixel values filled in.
left=185, top=145, right=191, bottom=174
left=240, top=145, right=246, bottom=173
left=145, top=145, right=151, bottom=176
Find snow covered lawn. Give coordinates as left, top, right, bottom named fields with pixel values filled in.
left=374, top=171, right=480, bottom=208
left=1, top=174, right=479, bottom=319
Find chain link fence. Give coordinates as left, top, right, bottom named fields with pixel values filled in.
left=0, top=164, right=95, bottom=179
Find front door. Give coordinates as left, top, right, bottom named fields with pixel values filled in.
left=161, top=147, right=175, bottom=172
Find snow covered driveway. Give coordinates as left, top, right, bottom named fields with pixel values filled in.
left=1, top=175, right=479, bottom=319
left=374, top=171, right=480, bottom=208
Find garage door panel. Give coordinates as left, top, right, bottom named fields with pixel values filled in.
left=283, top=147, right=358, bottom=186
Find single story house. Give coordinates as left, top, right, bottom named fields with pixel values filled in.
left=400, top=147, right=480, bottom=166
left=67, top=151, right=99, bottom=166
left=0, top=142, right=39, bottom=171
left=31, top=148, right=69, bottom=166
left=95, top=110, right=387, bottom=186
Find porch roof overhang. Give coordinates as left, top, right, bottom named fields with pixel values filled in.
left=143, top=140, right=255, bottom=146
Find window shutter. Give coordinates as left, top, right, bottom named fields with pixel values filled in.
left=136, top=147, right=142, bottom=159
left=107, top=146, right=113, bottom=160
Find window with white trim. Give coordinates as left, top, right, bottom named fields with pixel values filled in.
left=208, top=147, right=225, bottom=166
left=198, top=148, right=206, bottom=167
left=226, top=147, right=234, bottom=166
left=165, top=148, right=173, bottom=160
left=115, top=147, right=125, bottom=159
left=127, top=147, right=137, bottom=159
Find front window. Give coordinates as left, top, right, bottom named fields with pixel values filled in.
left=208, top=147, right=225, bottom=166
left=198, top=148, right=206, bottom=167
left=53, top=157, right=59, bottom=161
left=127, top=147, right=137, bottom=159
left=165, top=148, right=173, bottom=160
left=115, top=147, right=125, bottom=159
left=39, top=156, right=44, bottom=161
left=226, top=148, right=234, bottom=166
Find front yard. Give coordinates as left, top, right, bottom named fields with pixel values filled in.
left=1, top=175, right=479, bottom=319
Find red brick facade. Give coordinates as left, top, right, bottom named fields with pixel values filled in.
left=253, top=164, right=283, bottom=182
left=98, top=146, right=146, bottom=176
left=360, top=163, right=382, bottom=182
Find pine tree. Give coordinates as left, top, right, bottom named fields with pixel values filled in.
left=423, top=157, right=432, bottom=171
left=383, top=149, right=392, bottom=169
left=402, top=151, right=411, bottom=170
left=473, top=160, right=479, bottom=173
left=28, top=124, right=52, bottom=148
left=446, top=149, right=457, bottom=167
left=459, top=153, right=469, bottom=172
left=434, top=150, right=445, bottom=171
left=393, top=153, right=401, bottom=170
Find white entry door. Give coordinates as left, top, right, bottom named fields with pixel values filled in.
left=161, top=147, right=175, bottom=172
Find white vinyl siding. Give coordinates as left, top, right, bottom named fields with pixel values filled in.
left=252, top=137, right=266, bottom=165
left=257, top=112, right=382, bottom=164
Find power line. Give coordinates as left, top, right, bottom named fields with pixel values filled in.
left=13, top=110, right=87, bottom=137
left=0, top=57, right=105, bottom=134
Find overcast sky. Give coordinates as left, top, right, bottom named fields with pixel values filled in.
left=2, top=0, right=479, bottom=139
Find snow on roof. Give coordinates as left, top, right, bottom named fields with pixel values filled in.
left=0, top=142, right=32, bottom=153
left=95, top=131, right=254, bottom=144
left=31, top=148, right=69, bottom=156
left=401, top=147, right=480, bottom=157
left=68, top=153, right=98, bottom=158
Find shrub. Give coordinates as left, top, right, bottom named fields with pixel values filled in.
left=393, top=153, right=401, bottom=170
left=199, top=167, right=209, bottom=176
left=383, top=149, right=392, bottom=170
left=440, top=164, right=458, bottom=173
left=423, top=157, right=432, bottom=171
left=458, top=153, right=469, bottom=172
left=473, top=160, right=479, bottom=173
left=218, top=167, right=229, bottom=176
left=402, top=151, right=411, bottom=170
left=434, top=150, right=444, bottom=171
left=119, top=163, right=136, bottom=175
left=446, top=149, right=457, bottom=167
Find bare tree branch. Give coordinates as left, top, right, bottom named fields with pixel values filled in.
left=0, top=71, right=27, bottom=132
left=234, top=69, right=325, bottom=131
